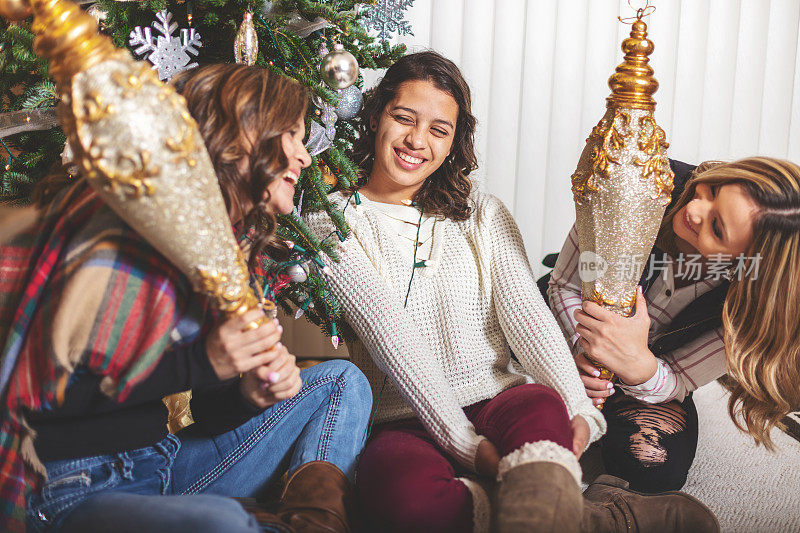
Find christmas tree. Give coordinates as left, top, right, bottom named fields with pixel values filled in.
left=0, top=23, right=62, bottom=204
left=0, top=0, right=406, bottom=344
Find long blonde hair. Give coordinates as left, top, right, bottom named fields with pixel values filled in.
left=658, top=157, right=800, bottom=449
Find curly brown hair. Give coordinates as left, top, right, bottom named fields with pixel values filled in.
left=351, top=51, right=477, bottom=220
left=172, top=64, right=307, bottom=268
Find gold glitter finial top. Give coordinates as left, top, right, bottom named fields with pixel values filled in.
left=0, top=0, right=119, bottom=90
left=607, top=17, right=658, bottom=110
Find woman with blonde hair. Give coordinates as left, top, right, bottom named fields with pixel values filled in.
left=548, top=156, right=800, bottom=493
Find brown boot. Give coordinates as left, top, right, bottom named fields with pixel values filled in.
left=495, top=462, right=583, bottom=533
left=581, top=475, right=720, bottom=533
left=278, top=461, right=352, bottom=533
left=232, top=497, right=295, bottom=532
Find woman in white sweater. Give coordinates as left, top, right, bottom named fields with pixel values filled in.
left=306, top=52, right=718, bottom=533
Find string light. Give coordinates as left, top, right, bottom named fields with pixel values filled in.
left=255, top=14, right=296, bottom=70
left=330, top=322, right=339, bottom=349
left=0, top=137, right=17, bottom=171
left=251, top=232, right=340, bottom=337
left=295, top=297, right=312, bottom=319
left=262, top=190, right=361, bottom=347
left=404, top=208, right=425, bottom=307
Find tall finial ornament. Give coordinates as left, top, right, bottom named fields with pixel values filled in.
left=1, top=0, right=268, bottom=429
left=570, top=6, right=674, bottom=385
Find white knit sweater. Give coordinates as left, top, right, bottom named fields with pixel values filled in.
left=305, top=191, right=606, bottom=470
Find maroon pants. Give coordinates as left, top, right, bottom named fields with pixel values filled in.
left=357, top=384, right=574, bottom=533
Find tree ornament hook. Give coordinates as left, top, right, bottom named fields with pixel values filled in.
left=619, top=0, right=656, bottom=24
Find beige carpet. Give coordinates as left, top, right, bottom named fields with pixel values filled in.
left=683, top=381, right=800, bottom=532
left=581, top=381, right=800, bottom=532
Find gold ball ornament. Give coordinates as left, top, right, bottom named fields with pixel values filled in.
left=0, top=0, right=31, bottom=21
left=320, top=163, right=337, bottom=187
left=320, top=43, right=359, bottom=89
left=234, top=12, right=258, bottom=66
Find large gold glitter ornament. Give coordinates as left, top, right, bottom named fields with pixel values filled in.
left=234, top=12, right=258, bottom=66
left=0, top=0, right=31, bottom=20
left=6, top=0, right=269, bottom=430
left=570, top=15, right=674, bottom=383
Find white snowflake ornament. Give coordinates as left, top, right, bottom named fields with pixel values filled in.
left=361, top=0, right=415, bottom=41
left=129, top=10, right=202, bottom=81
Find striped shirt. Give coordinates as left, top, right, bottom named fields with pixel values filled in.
left=547, top=224, right=728, bottom=404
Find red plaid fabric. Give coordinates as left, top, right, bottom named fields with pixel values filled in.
left=0, top=181, right=208, bottom=531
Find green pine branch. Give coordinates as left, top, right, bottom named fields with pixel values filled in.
left=21, top=81, right=56, bottom=109
left=2, top=0, right=403, bottom=336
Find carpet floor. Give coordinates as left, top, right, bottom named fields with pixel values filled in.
left=581, top=380, right=800, bottom=532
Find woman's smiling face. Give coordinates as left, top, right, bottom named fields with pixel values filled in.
left=264, top=116, right=311, bottom=215
left=367, top=79, right=459, bottom=201
left=672, top=181, right=760, bottom=259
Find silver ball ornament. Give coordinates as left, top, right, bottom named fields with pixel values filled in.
left=86, top=3, right=108, bottom=29
left=320, top=43, right=359, bottom=89
left=335, top=85, right=363, bottom=120
left=287, top=263, right=308, bottom=283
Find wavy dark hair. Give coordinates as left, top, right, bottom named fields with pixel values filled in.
left=172, top=64, right=307, bottom=268
left=351, top=51, right=477, bottom=220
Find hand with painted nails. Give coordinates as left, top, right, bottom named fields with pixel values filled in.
left=205, top=309, right=283, bottom=381
left=239, top=340, right=302, bottom=409
left=573, top=350, right=616, bottom=406
left=573, top=286, right=658, bottom=390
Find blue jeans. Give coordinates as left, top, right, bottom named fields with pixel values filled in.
left=26, top=360, right=372, bottom=533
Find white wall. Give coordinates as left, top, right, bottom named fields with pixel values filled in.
left=287, top=0, right=800, bottom=357
left=388, top=0, right=800, bottom=271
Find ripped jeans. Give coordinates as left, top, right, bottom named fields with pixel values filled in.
left=25, top=360, right=372, bottom=533
left=601, top=391, right=698, bottom=493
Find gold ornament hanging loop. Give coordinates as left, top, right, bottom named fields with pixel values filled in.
left=618, top=0, right=656, bottom=24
